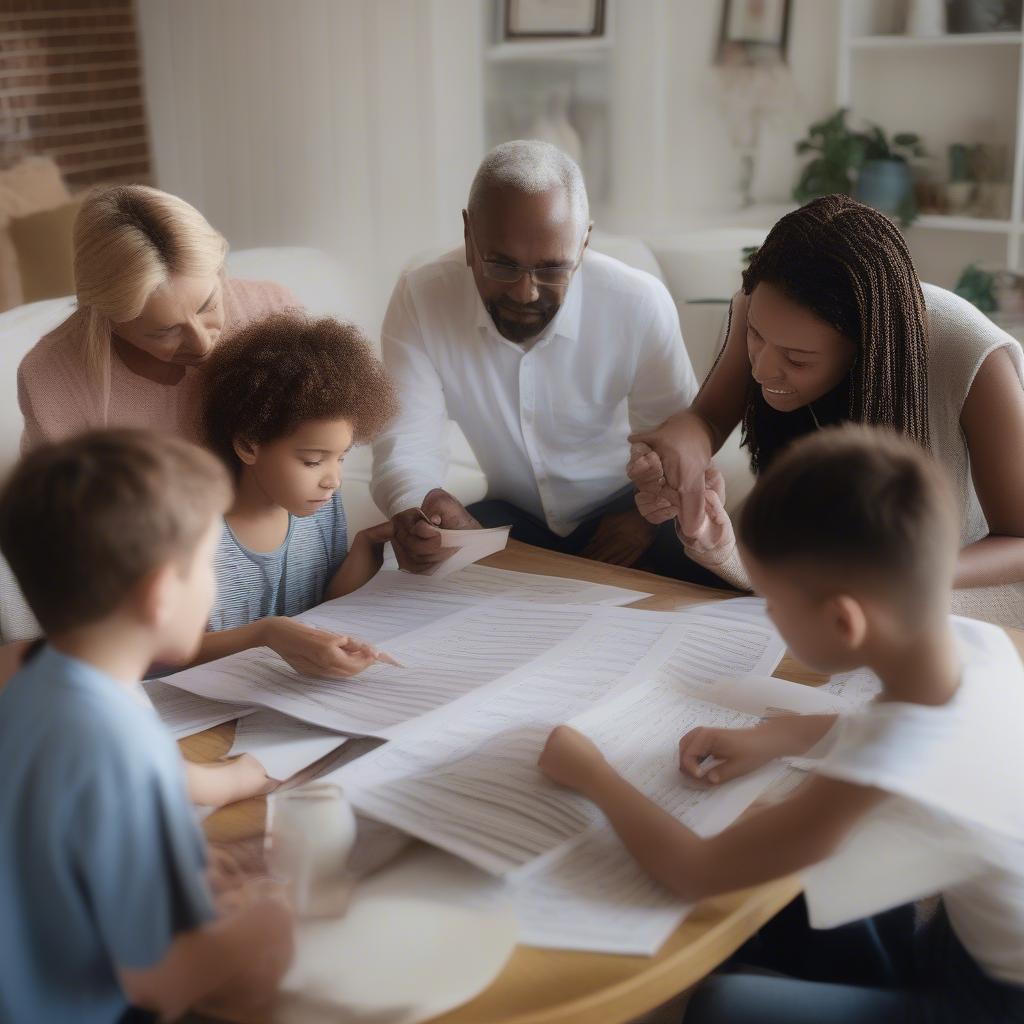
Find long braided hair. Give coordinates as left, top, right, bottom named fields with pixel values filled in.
left=737, top=195, right=930, bottom=473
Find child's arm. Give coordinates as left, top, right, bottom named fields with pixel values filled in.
left=189, top=615, right=384, bottom=677
left=184, top=754, right=275, bottom=808
left=539, top=725, right=885, bottom=903
left=326, top=522, right=394, bottom=600
left=119, top=879, right=293, bottom=1020
left=0, top=639, right=32, bottom=689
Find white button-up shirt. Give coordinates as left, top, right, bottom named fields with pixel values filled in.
left=371, top=247, right=698, bottom=536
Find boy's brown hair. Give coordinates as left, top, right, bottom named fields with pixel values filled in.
left=201, top=312, right=399, bottom=476
left=0, top=429, right=231, bottom=635
left=738, top=425, right=958, bottom=615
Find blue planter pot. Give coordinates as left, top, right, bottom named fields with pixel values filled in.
left=855, top=159, right=913, bottom=216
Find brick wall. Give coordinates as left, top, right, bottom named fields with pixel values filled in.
left=0, top=0, right=152, bottom=187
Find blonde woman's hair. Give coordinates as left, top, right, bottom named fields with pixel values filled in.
left=73, top=184, right=228, bottom=416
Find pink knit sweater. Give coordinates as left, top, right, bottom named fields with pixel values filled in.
left=17, top=278, right=298, bottom=452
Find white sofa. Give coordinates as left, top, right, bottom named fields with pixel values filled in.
left=0, top=234, right=763, bottom=640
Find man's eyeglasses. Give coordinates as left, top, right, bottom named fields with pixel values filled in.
left=468, top=224, right=583, bottom=288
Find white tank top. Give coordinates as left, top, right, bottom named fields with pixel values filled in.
left=804, top=616, right=1024, bottom=985
left=925, top=284, right=1024, bottom=627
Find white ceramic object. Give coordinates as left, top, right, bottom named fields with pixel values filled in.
left=905, top=0, right=946, bottom=36
left=266, top=783, right=359, bottom=918
left=527, top=85, right=582, bottom=164
left=273, top=848, right=517, bottom=1024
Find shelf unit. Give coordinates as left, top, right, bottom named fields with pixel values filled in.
left=481, top=1, right=614, bottom=210
left=849, top=31, right=1023, bottom=49
left=837, top=0, right=1024, bottom=278
left=484, top=38, right=611, bottom=63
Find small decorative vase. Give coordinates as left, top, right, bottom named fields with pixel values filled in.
left=945, top=180, right=977, bottom=213
left=855, top=159, right=914, bottom=216
left=528, top=86, right=582, bottom=164
left=905, top=0, right=946, bottom=35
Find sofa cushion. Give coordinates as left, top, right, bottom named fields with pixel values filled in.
left=0, top=157, right=71, bottom=313
left=8, top=197, right=83, bottom=305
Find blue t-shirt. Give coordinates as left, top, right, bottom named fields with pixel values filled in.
left=209, top=491, right=348, bottom=631
left=0, top=646, right=215, bottom=1024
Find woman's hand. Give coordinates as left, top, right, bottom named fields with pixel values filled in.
left=263, top=618, right=390, bottom=678
left=629, top=411, right=717, bottom=535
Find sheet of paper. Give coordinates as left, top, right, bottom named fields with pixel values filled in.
left=160, top=601, right=600, bottom=738
left=707, top=674, right=859, bottom=718
left=141, top=679, right=253, bottom=739
left=504, top=669, right=796, bottom=954
left=377, top=562, right=651, bottom=607
left=565, top=681, right=780, bottom=842
left=228, top=709, right=349, bottom=782
left=339, top=605, right=788, bottom=876
left=511, top=824, right=692, bottom=955
left=338, top=608, right=683, bottom=873
left=821, top=667, right=883, bottom=708
left=296, top=565, right=650, bottom=647
left=423, top=526, right=512, bottom=578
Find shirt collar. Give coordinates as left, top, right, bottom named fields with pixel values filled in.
left=471, top=254, right=585, bottom=349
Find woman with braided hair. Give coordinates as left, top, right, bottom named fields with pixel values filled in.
left=630, top=194, right=1024, bottom=627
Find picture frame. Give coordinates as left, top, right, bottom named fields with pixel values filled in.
left=504, top=0, right=606, bottom=40
left=716, top=0, right=791, bottom=66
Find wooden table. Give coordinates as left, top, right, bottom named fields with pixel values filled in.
left=180, top=541, right=842, bottom=1023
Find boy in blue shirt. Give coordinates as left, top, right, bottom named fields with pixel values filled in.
left=0, top=429, right=293, bottom=1023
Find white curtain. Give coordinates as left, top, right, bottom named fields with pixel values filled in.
left=136, top=0, right=485, bottom=330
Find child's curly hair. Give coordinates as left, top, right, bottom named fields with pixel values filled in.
left=201, top=311, right=398, bottom=475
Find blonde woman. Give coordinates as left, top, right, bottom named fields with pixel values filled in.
left=17, top=184, right=297, bottom=451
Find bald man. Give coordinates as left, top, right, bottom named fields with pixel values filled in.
left=371, top=140, right=710, bottom=581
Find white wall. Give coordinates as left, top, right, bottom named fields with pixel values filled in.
left=137, top=0, right=839, bottom=324
left=136, top=0, right=485, bottom=331
left=604, top=0, right=840, bottom=234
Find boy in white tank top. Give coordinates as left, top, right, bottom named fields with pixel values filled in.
left=539, top=424, right=1024, bottom=1023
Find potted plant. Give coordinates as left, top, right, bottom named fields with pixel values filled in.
left=855, top=124, right=925, bottom=225
left=954, top=263, right=997, bottom=313
left=793, top=109, right=924, bottom=225
left=793, top=108, right=867, bottom=202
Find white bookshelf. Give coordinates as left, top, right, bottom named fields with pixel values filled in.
left=484, top=38, right=611, bottom=63
left=481, top=1, right=614, bottom=208
left=849, top=31, right=1023, bottom=49
left=837, top=0, right=1024, bottom=278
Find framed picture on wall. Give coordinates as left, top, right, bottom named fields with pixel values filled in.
left=716, top=0, right=791, bottom=65
left=504, top=0, right=606, bottom=40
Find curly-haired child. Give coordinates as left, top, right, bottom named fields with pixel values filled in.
left=193, top=311, right=400, bottom=680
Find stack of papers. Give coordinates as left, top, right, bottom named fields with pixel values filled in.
left=155, top=566, right=825, bottom=956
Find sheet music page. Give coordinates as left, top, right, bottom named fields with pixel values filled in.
left=160, top=602, right=599, bottom=737
left=330, top=564, right=652, bottom=615
left=141, top=679, right=253, bottom=739
left=338, top=606, right=787, bottom=875
left=228, top=709, right=348, bottom=782
left=338, top=609, right=684, bottom=873
left=510, top=824, right=693, bottom=955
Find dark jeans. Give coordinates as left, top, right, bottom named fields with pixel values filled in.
left=684, top=896, right=1024, bottom=1024
left=467, top=493, right=733, bottom=590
